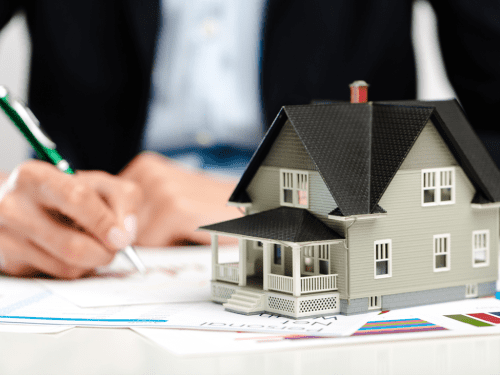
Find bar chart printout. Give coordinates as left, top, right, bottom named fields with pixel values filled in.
left=445, top=312, right=500, bottom=327
left=352, top=318, right=446, bottom=336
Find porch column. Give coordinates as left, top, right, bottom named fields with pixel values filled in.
left=263, top=242, right=271, bottom=291
left=238, top=239, right=247, bottom=286
left=211, top=234, right=218, bottom=281
left=292, top=246, right=301, bottom=297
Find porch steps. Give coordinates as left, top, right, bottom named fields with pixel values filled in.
left=223, top=289, right=265, bottom=315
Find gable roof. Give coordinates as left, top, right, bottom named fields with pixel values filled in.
left=229, top=100, right=500, bottom=216
left=199, top=207, right=343, bottom=243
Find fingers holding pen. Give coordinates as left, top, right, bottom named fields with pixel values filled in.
left=10, top=161, right=139, bottom=252
left=0, top=189, right=114, bottom=269
left=75, top=170, right=142, bottom=244
left=0, top=226, right=90, bottom=279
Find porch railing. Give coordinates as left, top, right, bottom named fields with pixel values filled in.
left=268, top=274, right=293, bottom=293
left=301, top=274, right=337, bottom=294
left=216, top=263, right=239, bottom=284
left=267, top=274, right=338, bottom=294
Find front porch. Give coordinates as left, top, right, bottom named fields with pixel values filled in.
left=211, top=280, right=340, bottom=318
left=211, top=234, right=339, bottom=297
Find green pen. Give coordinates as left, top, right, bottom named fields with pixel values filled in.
left=0, top=86, right=146, bottom=274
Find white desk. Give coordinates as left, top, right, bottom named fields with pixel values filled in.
left=1, top=327, right=500, bottom=374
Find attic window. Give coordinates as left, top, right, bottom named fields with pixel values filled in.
left=422, top=168, right=455, bottom=206
left=280, top=169, right=309, bottom=208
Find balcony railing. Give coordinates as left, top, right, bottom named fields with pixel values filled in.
left=216, top=263, right=239, bottom=284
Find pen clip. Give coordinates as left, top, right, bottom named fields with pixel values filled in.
left=12, top=101, right=57, bottom=149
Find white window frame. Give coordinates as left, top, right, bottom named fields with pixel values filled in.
left=421, top=167, right=455, bottom=206
left=301, top=244, right=330, bottom=276
left=368, top=296, right=382, bottom=310
left=280, top=169, right=309, bottom=208
left=374, top=240, right=392, bottom=279
left=433, top=234, right=451, bottom=272
left=465, top=284, right=478, bottom=298
left=472, top=230, right=490, bottom=268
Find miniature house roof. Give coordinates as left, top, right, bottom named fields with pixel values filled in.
left=229, top=100, right=500, bottom=217
left=200, top=207, right=343, bottom=243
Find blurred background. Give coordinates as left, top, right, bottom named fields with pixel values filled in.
left=0, top=0, right=456, bottom=173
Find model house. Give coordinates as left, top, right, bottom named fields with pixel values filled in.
left=200, top=81, right=500, bottom=318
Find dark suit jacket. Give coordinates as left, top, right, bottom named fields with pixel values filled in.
left=1, top=0, right=500, bottom=173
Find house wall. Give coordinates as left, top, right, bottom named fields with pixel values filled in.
left=347, top=122, right=498, bottom=300
left=262, top=120, right=316, bottom=170
left=330, top=242, right=347, bottom=298
left=400, top=120, right=457, bottom=170
left=246, top=121, right=347, bottom=295
left=247, top=166, right=338, bottom=220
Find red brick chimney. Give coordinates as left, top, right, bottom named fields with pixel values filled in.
left=349, top=80, right=369, bottom=103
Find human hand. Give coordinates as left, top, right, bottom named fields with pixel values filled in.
left=0, top=160, right=141, bottom=278
left=119, top=152, right=242, bottom=246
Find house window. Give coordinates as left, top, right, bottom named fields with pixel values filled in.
left=433, top=234, right=450, bottom=272
left=301, top=244, right=330, bottom=275
left=280, top=169, right=309, bottom=208
left=472, top=230, right=489, bottom=267
left=422, top=167, right=455, bottom=206
left=274, top=244, right=282, bottom=265
left=374, top=240, right=391, bottom=278
left=465, top=284, right=478, bottom=298
left=368, top=296, right=381, bottom=310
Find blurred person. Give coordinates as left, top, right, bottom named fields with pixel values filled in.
left=0, top=0, right=499, bottom=278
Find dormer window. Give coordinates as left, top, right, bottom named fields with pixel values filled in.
left=422, top=167, right=455, bottom=206
left=280, top=169, right=309, bottom=208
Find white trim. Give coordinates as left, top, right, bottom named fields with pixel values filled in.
left=374, top=239, right=392, bottom=279
left=422, top=167, right=455, bottom=206
left=328, top=213, right=387, bottom=221
left=471, top=202, right=500, bottom=209
left=226, top=201, right=252, bottom=208
left=465, top=283, right=478, bottom=298
left=472, top=230, right=490, bottom=268
left=198, top=229, right=344, bottom=248
left=211, top=234, right=218, bottom=282
left=433, top=234, right=451, bottom=272
left=368, top=296, right=382, bottom=310
left=238, top=240, right=247, bottom=286
left=280, top=169, right=309, bottom=209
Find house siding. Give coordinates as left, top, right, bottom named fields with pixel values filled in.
left=262, top=120, right=317, bottom=170
left=247, top=166, right=338, bottom=219
left=347, top=167, right=498, bottom=299
left=330, top=242, right=347, bottom=299
left=247, top=167, right=280, bottom=213
left=400, top=120, right=458, bottom=170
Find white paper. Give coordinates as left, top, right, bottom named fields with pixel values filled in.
left=0, top=283, right=372, bottom=335
left=143, top=301, right=377, bottom=336
left=0, top=323, right=75, bottom=334
left=0, top=285, right=191, bottom=327
left=134, top=298, right=500, bottom=356
left=38, top=247, right=236, bottom=307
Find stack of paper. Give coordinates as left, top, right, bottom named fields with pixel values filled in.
left=1, top=246, right=500, bottom=355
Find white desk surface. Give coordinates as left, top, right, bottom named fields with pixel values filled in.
left=1, top=327, right=500, bottom=375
